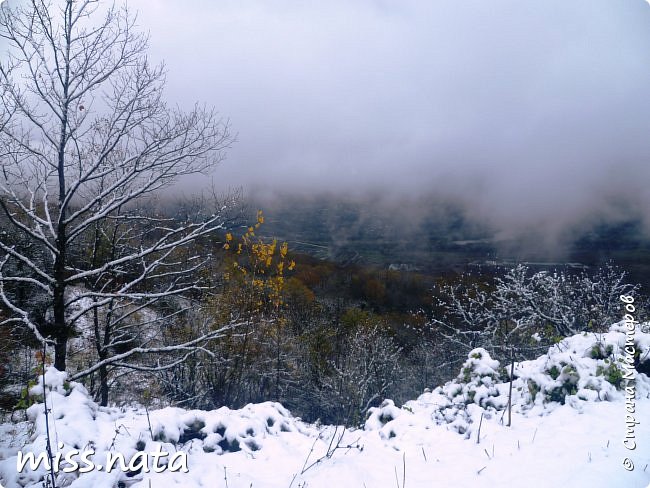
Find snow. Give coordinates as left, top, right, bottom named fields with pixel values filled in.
left=1, top=324, right=649, bottom=488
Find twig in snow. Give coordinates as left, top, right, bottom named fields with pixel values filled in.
left=326, top=426, right=339, bottom=456
left=300, top=426, right=362, bottom=474
left=108, top=424, right=129, bottom=451
left=145, top=405, right=154, bottom=440
left=393, top=454, right=406, bottom=488
left=476, top=412, right=484, bottom=444
left=300, top=435, right=320, bottom=474
left=288, top=473, right=297, bottom=488
left=41, top=345, right=57, bottom=488
left=507, top=349, right=515, bottom=427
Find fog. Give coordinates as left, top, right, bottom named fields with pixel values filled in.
left=13, top=0, right=650, bottom=247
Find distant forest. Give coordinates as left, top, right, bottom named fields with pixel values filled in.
left=252, top=193, right=650, bottom=289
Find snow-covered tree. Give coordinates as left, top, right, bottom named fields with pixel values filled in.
left=0, top=0, right=235, bottom=373
left=316, top=323, right=402, bottom=426
left=432, top=263, right=640, bottom=364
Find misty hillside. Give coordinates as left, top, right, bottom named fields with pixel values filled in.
left=251, top=194, right=650, bottom=287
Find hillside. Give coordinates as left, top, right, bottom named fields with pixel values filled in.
left=252, top=195, right=650, bottom=288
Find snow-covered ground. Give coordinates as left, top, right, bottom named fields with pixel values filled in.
left=1, top=323, right=649, bottom=488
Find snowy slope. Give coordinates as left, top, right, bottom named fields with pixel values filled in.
left=1, top=323, right=649, bottom=488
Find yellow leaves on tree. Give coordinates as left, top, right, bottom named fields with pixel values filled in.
left=222, top=210, right=295, bottom=311
left=223, top=232, right=233, bottom=250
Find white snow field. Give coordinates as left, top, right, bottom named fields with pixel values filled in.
left=1, top=322, right=649, bottom=488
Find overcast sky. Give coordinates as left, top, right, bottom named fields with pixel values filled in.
left=28, top=1, right=650, bottom=237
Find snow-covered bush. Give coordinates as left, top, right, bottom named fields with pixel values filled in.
left=0, top=367, right=312, bottom=488
left=454, top=348, right=502, bottom=406
left=364, top=399, right=403, bottom=438
left=425, top=348, right=506, bottom=436
left=366, top=323, right=650, bottom=441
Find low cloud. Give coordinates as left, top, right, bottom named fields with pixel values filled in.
left=84, top=1, right=650, bottom=244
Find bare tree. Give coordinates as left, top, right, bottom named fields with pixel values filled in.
left=432, top=263, right=640, bottom=365
left=317, top=324, right=402, bottom=426
left=0, top=0, right=235, bottom=374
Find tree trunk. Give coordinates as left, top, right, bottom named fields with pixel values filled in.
left=52, top=260, right=68, bottom=370
left=54, top=334, right=68, bottom=371
left=52, top=0, right=71, bottom=372
left=99, top=364, right=109, bottom=407
left=507, top=347, right=514, bottom=427
left=53, top=270, right=68, bottom=371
